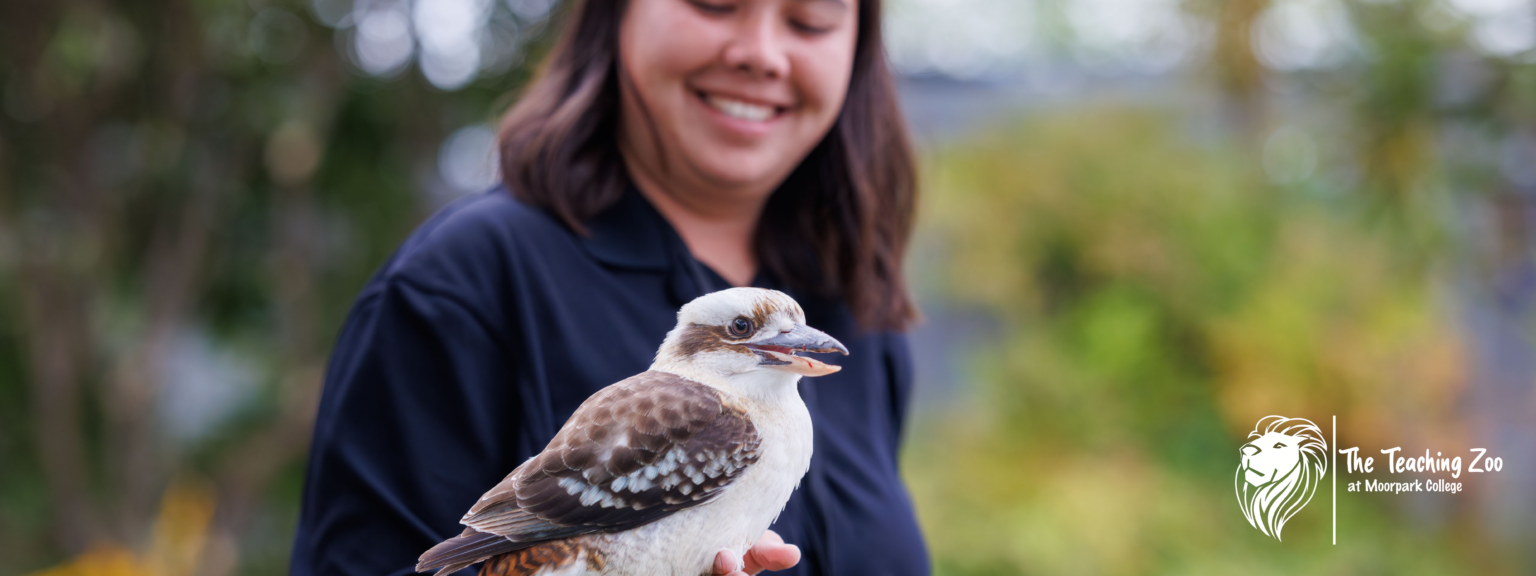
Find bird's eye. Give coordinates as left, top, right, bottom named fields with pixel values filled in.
left=729, top=317, right=753, bottom=337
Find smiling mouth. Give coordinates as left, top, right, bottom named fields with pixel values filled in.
left=697, top=90, right=787, bottom=122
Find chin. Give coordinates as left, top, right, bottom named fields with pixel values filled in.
left=687, top=152, right=790, bottom=192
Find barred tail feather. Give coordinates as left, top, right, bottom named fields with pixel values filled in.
left=416, top=529, right=530, bottom=575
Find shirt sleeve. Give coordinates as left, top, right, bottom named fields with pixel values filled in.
left=291, top=277, right=519, bottom=576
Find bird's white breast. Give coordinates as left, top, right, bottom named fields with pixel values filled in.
left=589, top=387, right=813, bottom=576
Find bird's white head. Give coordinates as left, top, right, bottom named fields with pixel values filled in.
left=653, top=288, right=849, bottom=397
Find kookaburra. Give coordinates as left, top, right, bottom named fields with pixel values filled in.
left=416, top=287, right=847, bottom=576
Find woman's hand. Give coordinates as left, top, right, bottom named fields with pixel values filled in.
left=711, top=530, right=801, bottom=575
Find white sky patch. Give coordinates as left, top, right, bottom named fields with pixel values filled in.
left=1253, top=0, right=1357, bottom=71
left=1065, top=0, right=1203, bottom=74
left=414, top=0, right=492, bottom=90
left=1445, top=0, right=1536, bottom=57
left=884, top=0, right=1038, bottom=78
left=353, top=1, right=415, bottom=76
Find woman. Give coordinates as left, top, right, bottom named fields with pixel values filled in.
left=290, top=0, right=925, bottom=573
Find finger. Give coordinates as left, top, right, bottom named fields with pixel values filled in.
left=757, top=530, right=785, bottom=546
left=712, top=549, right=744, bottom=575
left=742, top=542, right=801, bottom=574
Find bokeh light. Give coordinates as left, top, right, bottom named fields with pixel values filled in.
left=352, top=1, right=414, bottom=76
left=438, top=125, right=500, bottom=194
left=1253, top=0, right=1356, bottom=71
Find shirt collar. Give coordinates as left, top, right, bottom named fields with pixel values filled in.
left=577, top=185, right=730, bottom=305
left=579, top=184, right=791, bottom=305
left=579, top=185, right=674, bottom=271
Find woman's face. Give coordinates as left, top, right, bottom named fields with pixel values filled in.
left=618, top=0, right=858, bottom=196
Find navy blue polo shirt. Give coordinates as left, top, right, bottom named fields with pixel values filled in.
left=290, top=186, right=930, bottom=576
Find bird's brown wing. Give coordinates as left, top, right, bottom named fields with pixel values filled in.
left=416, top=371, right=761, bottom=574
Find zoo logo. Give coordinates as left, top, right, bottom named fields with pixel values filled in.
left=1236, top=415, right=1327, bottom=541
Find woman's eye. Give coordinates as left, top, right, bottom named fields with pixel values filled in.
left=688, top=0, right=735, bottom=15
left=788, top=2, right=844, bottom=35
left=730, top=317, right=753, bottom=336
left=789, top=20, right=834, bottom=35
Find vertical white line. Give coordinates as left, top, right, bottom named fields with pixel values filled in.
left=1332, top=414, right=1337, bottom=546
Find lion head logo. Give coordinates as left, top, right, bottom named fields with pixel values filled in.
left=1236, top=415, right=1327, bottom=541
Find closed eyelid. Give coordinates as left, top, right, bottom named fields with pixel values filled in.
left=791, top=0, right=847, bottom=9
left=790, top=0, right=848, bottom=18
left=688, top=0, right=735, bottom=12
left=786, top=0, right=847, bottom=33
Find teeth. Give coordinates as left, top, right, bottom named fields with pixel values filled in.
left=705, top=94, right=775, bottom=122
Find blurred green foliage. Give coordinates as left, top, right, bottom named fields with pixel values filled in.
left=905, top=107, right=1521, bottom=574
left=899, top=1, right=1536, bottom=573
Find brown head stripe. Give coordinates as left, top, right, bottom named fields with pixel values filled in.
left=675, top=297, right=788, bottom=357
left=674, top=324, right=738, bottom=358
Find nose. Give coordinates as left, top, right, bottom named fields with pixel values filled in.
left=721, top=12, right=789, bottom=80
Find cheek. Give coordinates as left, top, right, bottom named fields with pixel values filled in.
left=793, top=50, right=853, bottom=115
left=787, top=25, right=858, bottom=118
left=621, top=1, right=727, bottom=102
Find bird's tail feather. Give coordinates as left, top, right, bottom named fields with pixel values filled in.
left=416, top=529, right=531, bottom=574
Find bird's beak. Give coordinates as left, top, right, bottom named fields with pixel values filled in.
left=743, top=324, right=850, bottom=377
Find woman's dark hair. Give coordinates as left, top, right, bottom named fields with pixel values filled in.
left=498, top=0, right=917, bottom=331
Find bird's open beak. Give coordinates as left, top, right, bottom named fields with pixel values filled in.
left=743, top=324, right=850, bottom=377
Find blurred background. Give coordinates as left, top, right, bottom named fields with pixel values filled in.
left=1, top=0, right=1534, bottom=574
